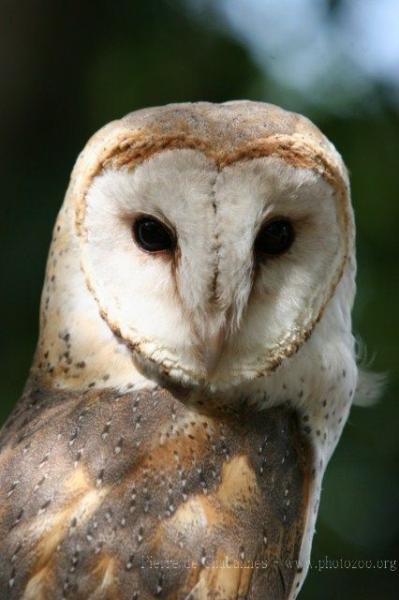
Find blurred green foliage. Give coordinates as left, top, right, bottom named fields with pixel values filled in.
left=0, top=1, right=397, bottom=598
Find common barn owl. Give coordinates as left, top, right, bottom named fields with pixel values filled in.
left=0, top=101, right=367, bottom=600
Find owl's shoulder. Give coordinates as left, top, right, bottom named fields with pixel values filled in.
left=0, top=387, right=312, bottom=600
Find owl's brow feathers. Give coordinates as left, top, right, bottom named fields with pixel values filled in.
left=75, top=133, right=349, bottom=235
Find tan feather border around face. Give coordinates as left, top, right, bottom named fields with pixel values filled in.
left=72, top=127, right=353, bottom=381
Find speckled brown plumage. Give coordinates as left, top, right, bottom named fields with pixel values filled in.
left=0, top=387, right=311, bottom=599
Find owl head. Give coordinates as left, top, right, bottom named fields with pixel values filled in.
left=31, top=101, right=354, bottom=398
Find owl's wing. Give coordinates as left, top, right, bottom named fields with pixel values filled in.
left=0, top=387, right=312, bottom=600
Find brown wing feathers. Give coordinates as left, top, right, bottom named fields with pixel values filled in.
left=0, top=388, right=312, bottom=599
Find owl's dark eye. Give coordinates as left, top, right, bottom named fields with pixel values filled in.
left=255, top=218, right=294, bottom=256
left=133, top=216, right=175, bottom=253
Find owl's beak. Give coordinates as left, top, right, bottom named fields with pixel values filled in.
left=202, top=327, right=226, bottom=375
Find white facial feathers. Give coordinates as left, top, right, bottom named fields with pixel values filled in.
left=82, top=148, right=348, bottom=387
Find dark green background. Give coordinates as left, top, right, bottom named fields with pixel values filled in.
left=0, top=2, right=398, bottom=598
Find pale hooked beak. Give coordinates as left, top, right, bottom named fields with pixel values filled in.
left=202, top=326, right=226, bottom=376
